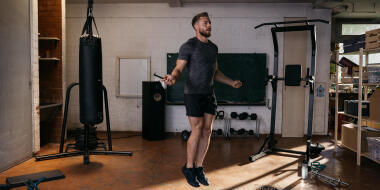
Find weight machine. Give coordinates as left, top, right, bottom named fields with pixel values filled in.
left=249, top=20, right=329, bottom=173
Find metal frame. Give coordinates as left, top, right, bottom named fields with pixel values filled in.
left=36, top=83, right=132, bottom=165
left=249, top=20, right=329, bottom=169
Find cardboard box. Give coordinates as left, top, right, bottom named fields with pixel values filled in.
left=365, top=28, right=380, bottom=37
left=368, top=89, right=380, bottom=129
left=364, top=120, right=380, bottom=130
left=341, top=124, right=380, bottom=152
left=342, top=124, right=358, bottom=151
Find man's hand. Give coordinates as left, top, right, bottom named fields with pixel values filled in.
left=163, top=74, right=176, bottom=86
left=231, top=80, right=242, bottom=88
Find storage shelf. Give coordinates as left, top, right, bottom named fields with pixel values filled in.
left=334, top=46, right=380, bottom=166
left=338, top=112, right=380, bottom=124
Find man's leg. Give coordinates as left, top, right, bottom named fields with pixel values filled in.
left=195, top=113, right=215, bottom=167
left=192, top=113, right=214, bottom=186
left=181, top=116, right=203, bottom=187
left=186, top=116, right=204, bottom=168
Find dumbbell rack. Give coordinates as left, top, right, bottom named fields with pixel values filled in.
left=225, top=117, right=260, bottom=140
left=215, top=111, right=260, bottom=140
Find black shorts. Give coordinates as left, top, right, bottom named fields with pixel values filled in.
left=184, top=94, right=217, bottom=117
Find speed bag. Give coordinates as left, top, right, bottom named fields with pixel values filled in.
left=79, top=35, right=104, bottom=125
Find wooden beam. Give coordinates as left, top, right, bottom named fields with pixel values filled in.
left=168, top=0, right=182, bottom=7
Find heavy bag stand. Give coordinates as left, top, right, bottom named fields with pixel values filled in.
left=36, top=0, right=132, bottom=165
left=249, top=20, right=329, bottom=169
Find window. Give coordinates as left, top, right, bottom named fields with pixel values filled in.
left=342, top=24, right=380, bottom=35
left=117, top=57, right=151, bottom=97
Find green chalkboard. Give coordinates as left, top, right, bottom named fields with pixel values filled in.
left=166, top=53, right=267, bottom=105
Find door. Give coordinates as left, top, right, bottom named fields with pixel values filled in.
left=0, top=0, right=33, bottom=172
left=281, top=17, right=307, bottom=137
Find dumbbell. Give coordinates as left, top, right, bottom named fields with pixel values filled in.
left=238, top=112, right=249, bottom=120
left=237, top=128, right=246, bottom=135
left=249, top=113, right=257, bottom=120
left=181, top=130, right=191, bottom=141
left=212, top=129, right=223, bottom=136
left=231, top=112, right=249, bottom=120
left=230, top=128, right=236, bottom=134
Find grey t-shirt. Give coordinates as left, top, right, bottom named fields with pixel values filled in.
left=178, top=37, right=218, bottom=94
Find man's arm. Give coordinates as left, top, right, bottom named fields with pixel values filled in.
left=214, top=62, right=242, bottom=88
left=163, top=59, right=187, bottom=86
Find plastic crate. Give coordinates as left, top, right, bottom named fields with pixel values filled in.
left=367, top=137, right=380, bottom=162
left=367, top=66, right=380, bottom=83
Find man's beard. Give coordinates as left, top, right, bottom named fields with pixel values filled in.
left=200, top=30, right=211, bottom=38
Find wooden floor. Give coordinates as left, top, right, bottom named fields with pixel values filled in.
left=0, top=133, right=379, bottom=190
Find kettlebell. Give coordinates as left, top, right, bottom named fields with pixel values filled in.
left=181, top=130, right=191, bottom=141
left=217, top=110, right=225, bottom=119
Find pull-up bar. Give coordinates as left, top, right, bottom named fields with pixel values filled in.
left=254, top=19, right=329, bottom=29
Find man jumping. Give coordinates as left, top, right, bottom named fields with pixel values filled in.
left=163, top=12, right=242, bottom=187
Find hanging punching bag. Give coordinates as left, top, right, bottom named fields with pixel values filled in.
left=79, top=1, right=103, bottom=125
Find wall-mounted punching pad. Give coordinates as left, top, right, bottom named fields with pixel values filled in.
left=79, top=36, right=104, bottom=125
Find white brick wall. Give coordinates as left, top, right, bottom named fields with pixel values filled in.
left=66, top=3, right=331, bottom=134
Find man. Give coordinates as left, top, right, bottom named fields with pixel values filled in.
left=163, top=12, right=242, bottom=187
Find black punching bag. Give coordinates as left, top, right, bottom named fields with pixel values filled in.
left=79, top=3, right=103, bottom=125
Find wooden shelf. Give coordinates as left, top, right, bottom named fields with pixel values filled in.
left=362, top=152, right=380, bottom=164
left=338, top=112, right=359, bottom=119
left=338, top=142, right=380, bottom=164
left=39, top=103, right=62, bottom=110
left=336, top=83, right=380, bottom=86
left=39, top=57, right=60, bottom=62
left=338, top=112, right=380, bottom=124
left=39, top=37, right=60, bottom=41
left=340, top=47, right=380, bottom=55
left=365, top=47, right=380, bottom=54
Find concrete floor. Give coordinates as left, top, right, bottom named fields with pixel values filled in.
left=0, top=133, right=379, bottom=190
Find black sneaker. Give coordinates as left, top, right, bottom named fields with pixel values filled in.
left=195, top=167, right=209, bottom=186
left=181, top=165, right=200, bottom=187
